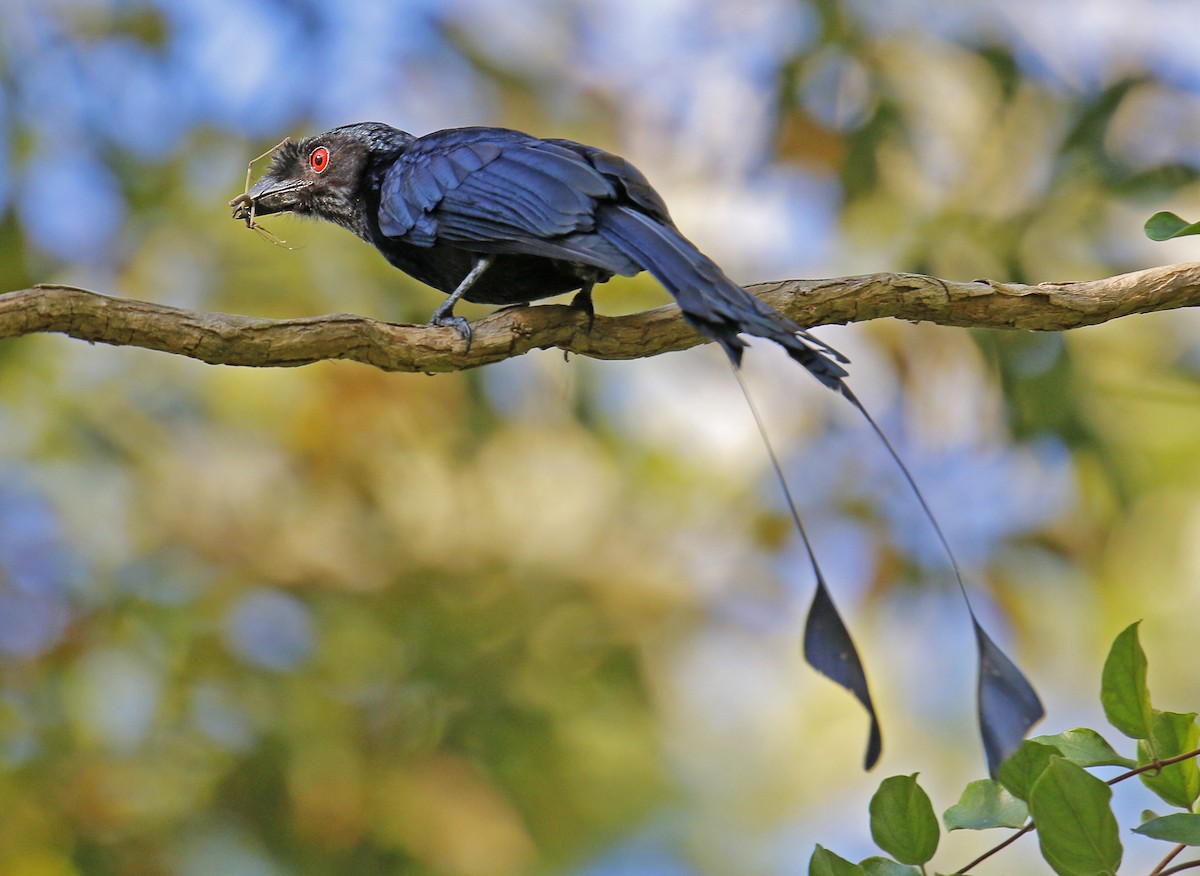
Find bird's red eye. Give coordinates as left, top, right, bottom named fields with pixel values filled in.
left=310, top=146, right=330, bottom=173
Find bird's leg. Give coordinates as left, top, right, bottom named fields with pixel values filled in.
left=569, top=267, right=601, bottom=331
left=569, top=282, right=596, bottom=332
left=560, top=283, right=596, bottom=362
left=429, top=256, right=494, bottom=350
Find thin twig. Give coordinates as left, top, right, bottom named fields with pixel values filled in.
left=1108, top=747, right=1200, bottom=783
left=1157, top=860, right=1200, bottom=876
left=953, top=746, right=1200, bottom=874
left=953, top=822, right=1034, bottom=874
left=1150, top=844, right=1188, bottom=876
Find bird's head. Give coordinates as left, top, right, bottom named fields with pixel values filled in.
left=230, top=122, right=412, bottom=234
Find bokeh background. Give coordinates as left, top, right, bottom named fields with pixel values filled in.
left=2, top=1, right=1200, bottom=873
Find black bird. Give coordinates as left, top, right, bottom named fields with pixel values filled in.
left=231, top=122, right=1045, bottom=775
left=230, top=122, right=848, bottom=389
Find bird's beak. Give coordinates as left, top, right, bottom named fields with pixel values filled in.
left=229, top=175, right=310, bottom=223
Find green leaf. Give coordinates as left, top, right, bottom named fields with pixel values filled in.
left=1144, top=211, right=1200, bottom=241
left=1028, top=758, right=1122, bottom=876
left=1100, top=622, right=1153, bottom=740
left=859, top=857, right=921, bottom=876
left=1137, top=710, right=1200, bottom=809
left=810, top=845, right=867, bottom=876
left=997, top=740, right=1058, bottom=803
left=868, top=774, right=940, bottom=866
left=1031, top=728, right=1136, bottom=769
left=1133, top=813, right=1200, bottom=845
left=943, top=779, right=1029, bottom=830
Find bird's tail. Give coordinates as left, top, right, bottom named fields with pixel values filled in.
left=596, top=202, right=883, bottom=765
left=594, top=204, right=849, bottom=390
left=597, top=202, right=1044, bottom=775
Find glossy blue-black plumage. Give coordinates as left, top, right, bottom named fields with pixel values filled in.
left=379, top=129, right=641, bottom=277
left=234, top=122, right=849, bottom=384
left=365, top=125, right=849, bottom=388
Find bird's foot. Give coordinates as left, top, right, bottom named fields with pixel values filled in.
left=570, top=288, right=595, bottom=333
left=429, top=313, right=472, bottom=352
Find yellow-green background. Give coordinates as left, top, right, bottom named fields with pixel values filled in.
left=1, top=2, right=1198, bottom=873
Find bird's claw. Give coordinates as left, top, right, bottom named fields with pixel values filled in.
left=429, top=314, right=472, bottom=352
left=569, top=289, right=596, bottom=333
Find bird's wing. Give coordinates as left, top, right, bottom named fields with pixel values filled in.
left=377, top=128, right=643, bottom=272
left=543, top=139, right=673, bottom=226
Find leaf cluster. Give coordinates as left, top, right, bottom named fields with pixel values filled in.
left=811, top=623, right=1200, bottom=876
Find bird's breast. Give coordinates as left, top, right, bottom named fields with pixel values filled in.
left=372, top=237, right=606, bottom=305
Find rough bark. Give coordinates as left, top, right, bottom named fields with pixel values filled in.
left=2, top=262, right=1197, bottom=372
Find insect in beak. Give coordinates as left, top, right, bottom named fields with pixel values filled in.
left=229, top=137, right=294, bottom=249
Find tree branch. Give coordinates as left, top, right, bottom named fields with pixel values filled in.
left=3, top=262, right=1198, bottom=373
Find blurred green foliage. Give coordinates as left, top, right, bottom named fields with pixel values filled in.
left=3, top=2, right=1200, bottom=875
